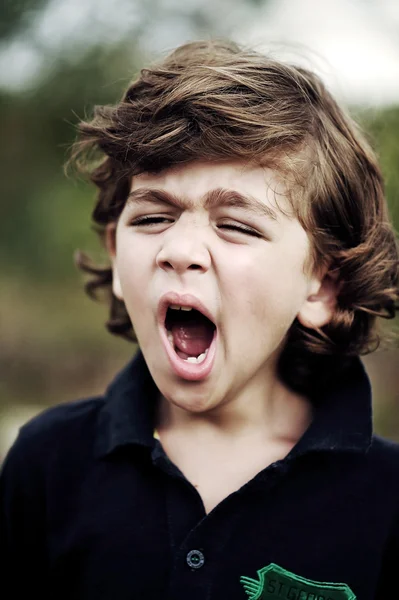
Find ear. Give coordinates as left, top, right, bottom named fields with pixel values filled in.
left=105, top=223, right=123, bottom=301
left=297, top=269, right=340, bottom=330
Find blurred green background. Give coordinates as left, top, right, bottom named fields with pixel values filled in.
left=1, top=0, right=398, bottom=459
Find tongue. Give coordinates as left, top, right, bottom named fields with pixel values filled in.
left=171, top=322, right=214, bottom=357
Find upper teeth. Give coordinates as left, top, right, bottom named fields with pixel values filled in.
left=170, top=305, right=193, bottom=311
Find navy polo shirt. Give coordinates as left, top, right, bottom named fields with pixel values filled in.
left=1, top=350, right=399, bottom=600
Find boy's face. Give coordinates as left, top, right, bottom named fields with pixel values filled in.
left=108, top=160, right=335, bottom=412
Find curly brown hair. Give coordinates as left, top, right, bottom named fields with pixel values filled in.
left=70, top=39, right=399, bottom=394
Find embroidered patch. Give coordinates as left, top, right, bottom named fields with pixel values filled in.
left=240, top=563, right=356, bottom=600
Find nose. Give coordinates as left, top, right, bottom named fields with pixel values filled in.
left=156, top=221, right=211, bottom=275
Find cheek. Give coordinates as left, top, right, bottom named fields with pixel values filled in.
left=221, top=246, right=309, bottom=328
left=114, top=242, right=150, bottom=306
left=229, top=244, right=307, bottom=292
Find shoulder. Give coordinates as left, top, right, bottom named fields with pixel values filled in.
left=1, top=397, right=105, bottom=477
left=20, top=396, right=104, bottom=439
left=369, top=434, right=399, bottom=464
left=368, top=434, right=399, bottom=492
left=369, top=437, right=399, bottom=591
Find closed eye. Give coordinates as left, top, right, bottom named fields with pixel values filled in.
left=131, top=216, right=173, bottom=226
left=131, top=216, right=262, bottom=238
left=218, top=224, right=261, bottom=237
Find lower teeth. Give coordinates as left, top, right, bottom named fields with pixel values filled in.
left=185, top=350, right=208, bottom=364
left=166, top=331, right=209, bottom=364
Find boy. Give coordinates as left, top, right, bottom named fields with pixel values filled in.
left=1, top=39, right=399, bottom=599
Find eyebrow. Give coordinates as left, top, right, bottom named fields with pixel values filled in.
left=126, top=187, right=279, bottom=221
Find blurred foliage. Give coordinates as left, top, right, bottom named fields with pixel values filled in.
left=0, top=42, right=139, bottom=281
left=0, top=0, right=398, bottom=455
left=357, top=107, right=399, bottom=229
left=0, top=0, right=50, bottom=41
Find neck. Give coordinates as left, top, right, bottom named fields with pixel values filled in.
left=156, top=375, right=313, bottom=447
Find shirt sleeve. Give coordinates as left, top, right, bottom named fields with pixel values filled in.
left=0, top=428, right=47, bottom=594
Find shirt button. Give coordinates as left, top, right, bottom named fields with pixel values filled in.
left=186, top=549, right=205, bottom=569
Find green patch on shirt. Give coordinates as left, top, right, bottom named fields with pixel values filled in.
left=240, top=563, right=356, bottom=600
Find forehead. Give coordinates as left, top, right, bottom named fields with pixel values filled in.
left=129, top=160, right=292, bottom=216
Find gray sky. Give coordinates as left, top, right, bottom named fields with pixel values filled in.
left=0, top=0, right=399, bottom=106
left=239, top=0, right=399, bottom=106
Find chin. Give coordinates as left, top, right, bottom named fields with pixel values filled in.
left=163, top=385, right=219, bottom=414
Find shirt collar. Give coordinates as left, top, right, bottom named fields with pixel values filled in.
left=95, top=350, right=373, bottom=459
left=292, top=356, right=373, bottom=456
left=96, top=350, right=159, bottom=457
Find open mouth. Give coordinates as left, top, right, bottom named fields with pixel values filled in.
left=164, top=305, right=216, bottom=365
